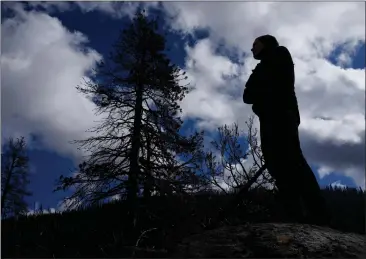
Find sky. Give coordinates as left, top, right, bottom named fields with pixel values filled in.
left=1, top=1, right=365, bottom=212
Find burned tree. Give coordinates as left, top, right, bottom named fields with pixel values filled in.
left=1, top=137, right=32, bottom=218
left=138, top=109, right=204, bottom=199
left=56, top=11, right=203, bottom=208
left=201, top=116, right=273, bottom=193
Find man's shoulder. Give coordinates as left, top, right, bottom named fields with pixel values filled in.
left=275, top=46, right=291, bottom=57
left=274, top=46, right=293, bottom=64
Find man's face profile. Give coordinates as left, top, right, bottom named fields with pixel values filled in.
left=251, top=38, right=264, bottom=60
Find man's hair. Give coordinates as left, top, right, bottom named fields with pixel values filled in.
left=256, top=35, right=279, bottom=49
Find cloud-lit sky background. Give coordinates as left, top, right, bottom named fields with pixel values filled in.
left=1, top=1, right=365, bottom=211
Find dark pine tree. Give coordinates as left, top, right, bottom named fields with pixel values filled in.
left=56, top=11, right=203, bottom=210
left=1, top=136, right=32, bottom=218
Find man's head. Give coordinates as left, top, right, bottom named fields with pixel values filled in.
left=251, top=34, right=279, bottom=60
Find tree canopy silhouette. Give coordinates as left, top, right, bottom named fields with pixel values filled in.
left=1, top=136, right=32, bottom=218
left=56, top=10, right=204, bottom=209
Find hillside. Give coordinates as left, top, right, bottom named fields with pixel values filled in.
left=2, top=186, right=365, bottom=258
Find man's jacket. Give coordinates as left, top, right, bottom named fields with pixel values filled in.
left=243, top=46, right=300, bottom=126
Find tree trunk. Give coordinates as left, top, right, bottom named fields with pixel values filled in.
left=128, top=84, right=143, bottom=203
left=1, top=157, right=16, bottom=217
left=143, top=130, right=152, bottom=199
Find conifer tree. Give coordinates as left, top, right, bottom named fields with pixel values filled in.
left=1, top=137, right=32, bottom=218
left=57, top=10, right=203, bottom=208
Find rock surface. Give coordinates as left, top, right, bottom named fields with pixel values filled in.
left=172, top=223, right=366, bottom=258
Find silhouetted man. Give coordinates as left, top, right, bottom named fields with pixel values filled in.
left=243, top=35, right=330, bottom=225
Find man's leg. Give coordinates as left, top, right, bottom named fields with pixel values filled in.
left=269, top=115, right=330, bottom=225
left=259, top=116, right=305, bottom=222
left=297, top=153, right=330, bottom=225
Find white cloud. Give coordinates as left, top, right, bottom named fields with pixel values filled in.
left=25, top=1, right=158, bottom=19
left=180, top=39, right=248, bottom=130
left=2, top=2, right=364, bottom=190
left=1, top=6, right=104, bottom=160
left=26, top=208, right=57, bottom=216
left=159, top=2, right=365, bottom=187
left=162, top=2, right=364, bottom=59
left=330, top=180, right=347, bottom=189
left=26, top=201, right=57, bottom=216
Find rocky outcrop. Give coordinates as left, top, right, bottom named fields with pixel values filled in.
left=172, top=223, right=366, bottom=258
